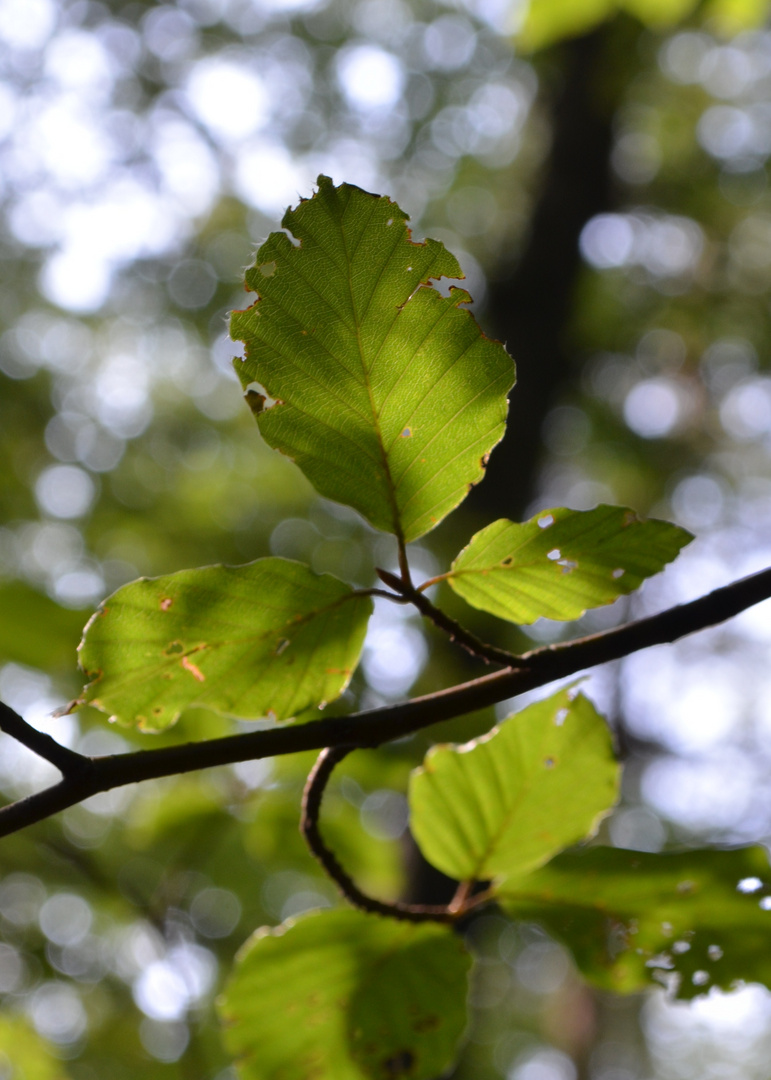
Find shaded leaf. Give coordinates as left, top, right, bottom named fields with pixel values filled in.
left=0, top=580, right=88, bottom=671
left=409, top=689, right=619, bottom=883
left=219, top=908, right=471, bottom=1080
left=445, top=505, right=691, bottom=625
left=499, top=845, right=771, bottom=998
left=78, top=558, right=371, bottom=730
left=231, top=175, right=514, bottom=542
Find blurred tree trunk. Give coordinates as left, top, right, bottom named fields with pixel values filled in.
left=471, top=23, right=631, bottom=521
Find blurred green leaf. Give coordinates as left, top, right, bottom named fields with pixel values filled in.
left=220, top=908, right=471, bottom=1080
left=409, top=689, right=619, bottom=883
left=445, top=505, right=691, bottom=625
left=499, top=845, right=771, bottom=998
left=231, top=175, right=514, bottom=542
left=78, top=558, right=372, bottom=729
left=0, top=581, right=87, bottom=672
left=516, top=0, right=769, bottom=50
left=0, top=1015, right=66, bottom=1079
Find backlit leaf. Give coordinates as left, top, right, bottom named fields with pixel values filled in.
left=409, top=689, right=619, bottom=883
left=220, top=908, right=471, bottom=1080
left=444, top=505, right=691, bottom=625
left=78, top=558, right=371, bottom=730
left=499, top=845, right=771, bottom=999
left=231, top=175, right=514, bottom=543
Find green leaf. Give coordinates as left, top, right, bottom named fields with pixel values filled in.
left=409, top=689, right=619, bottom=883
left=219, top=908, right=471, bottom=1080
left=499, top=845, right=771, bottom=998
left=0, top=1015, right=67, bottom=1079
left=445, top=505, right=692, bottom=625
left=231, top=175, right=514, bottom=542
left=516, top=0, right=701, bottom=50
left=0, top=580, right=88, bottom=671
left=78, top=558, right=371, bottom=730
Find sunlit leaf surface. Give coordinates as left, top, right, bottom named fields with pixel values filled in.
left=220, top=908, right=471, bottom=1080
left=445, top=505, right=691, bottom=624
left=231, top=175, right=514, bottom=542
left=499, top=845, right=771, bottom=998
left=409, top=689, right=619, bottom=882
left=78, top=558, right=371, bottom=729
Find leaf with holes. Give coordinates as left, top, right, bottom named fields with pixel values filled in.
left=219, top=908, right=471, bottom=1080
left=442, top=505, right=691, bottom=625
left=231, top=175, right=514, bottom=543
left=499, top=845, right=771, bottom=998
left=78, top=558, right=372, bottom=730
left=409, top=689, right=619, bottom=884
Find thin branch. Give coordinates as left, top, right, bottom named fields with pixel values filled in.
left=376, top=567, right=523, bottom=667
left=0, top=564, right=769, bottom=838
left=301, top=746, right=454, bottom=923
left=0, top=702, right=89, bottom=778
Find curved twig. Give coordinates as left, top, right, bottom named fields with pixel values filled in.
left=301, top=746, right=455, bottom=923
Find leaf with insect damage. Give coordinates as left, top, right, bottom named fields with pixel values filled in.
left=231, top=175, right=514, bottom=544
left=443, top=505, right=692, bottom=625
left=219, top=908, right=471, bottom=1080
left=499, top=845, right=771, bottom=999
left=409, top=689, right=619, bottom=884
left=77, top=558, right=371, bottom=730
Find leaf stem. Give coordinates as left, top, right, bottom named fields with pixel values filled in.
left=376, top=567, right=524, bottom=667
left=301, top=746, right=456, bottom=923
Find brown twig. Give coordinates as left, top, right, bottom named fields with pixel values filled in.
left=301, top=746, right=454, bottom=922
left=376, top=567, right=523, bottom=667
left=0, top=565, right=769, bottom=838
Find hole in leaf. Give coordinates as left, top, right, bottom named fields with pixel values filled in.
left=692, top=971, right=710, bottom=985
left=547, top=548, right=561, bottom=561
left=544, top=757, right=555, bottom=768
left=386, top=218, right=394, bottom=226
left=554, top=708, right=568, bottom=726
left=244, top=382, right=283, bottom=417
left=258, top=261, right=277, bottom=277
left=406, top=266, right=412, bottom=272
left=737, top=877, right=763, bottom=893
left=274, top=638, right=290, bottom=656
left=612, top=568, right=625, bottom=580
left=400, top=427, right=412, bottom=438
left=538, top=514, right=555, bottom=529
left=164, top=641, right=184, bottom=655
left=707, top=944, right=723, bottom=960
left=672, top=940, right=690, bottom=954
left=557, top=559, right=577, bottom=574
left=676, top=880, right=695, bottom=895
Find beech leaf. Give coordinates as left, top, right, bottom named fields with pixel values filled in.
left=219, top=909, right=471, bottom=1080
left=409, top=689, right=620, bottom=883
left=231, top=175, right=514, bottom=543
left=499, top=845, right=771, bottom=999
left=445, top=505, right=692, bottom=625
left=78, top=558, right=371, bottom=730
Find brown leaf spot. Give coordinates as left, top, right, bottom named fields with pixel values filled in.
left=383, top=1049, right=414, bottom=1077
left=181, top=656, right=205, bottom=682
left=412, top=1014, right=440, bottom=1032
left=160, top=597, right=173, bottom=611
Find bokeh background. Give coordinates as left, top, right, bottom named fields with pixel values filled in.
left=3, top=0, right=771, bottom=1075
